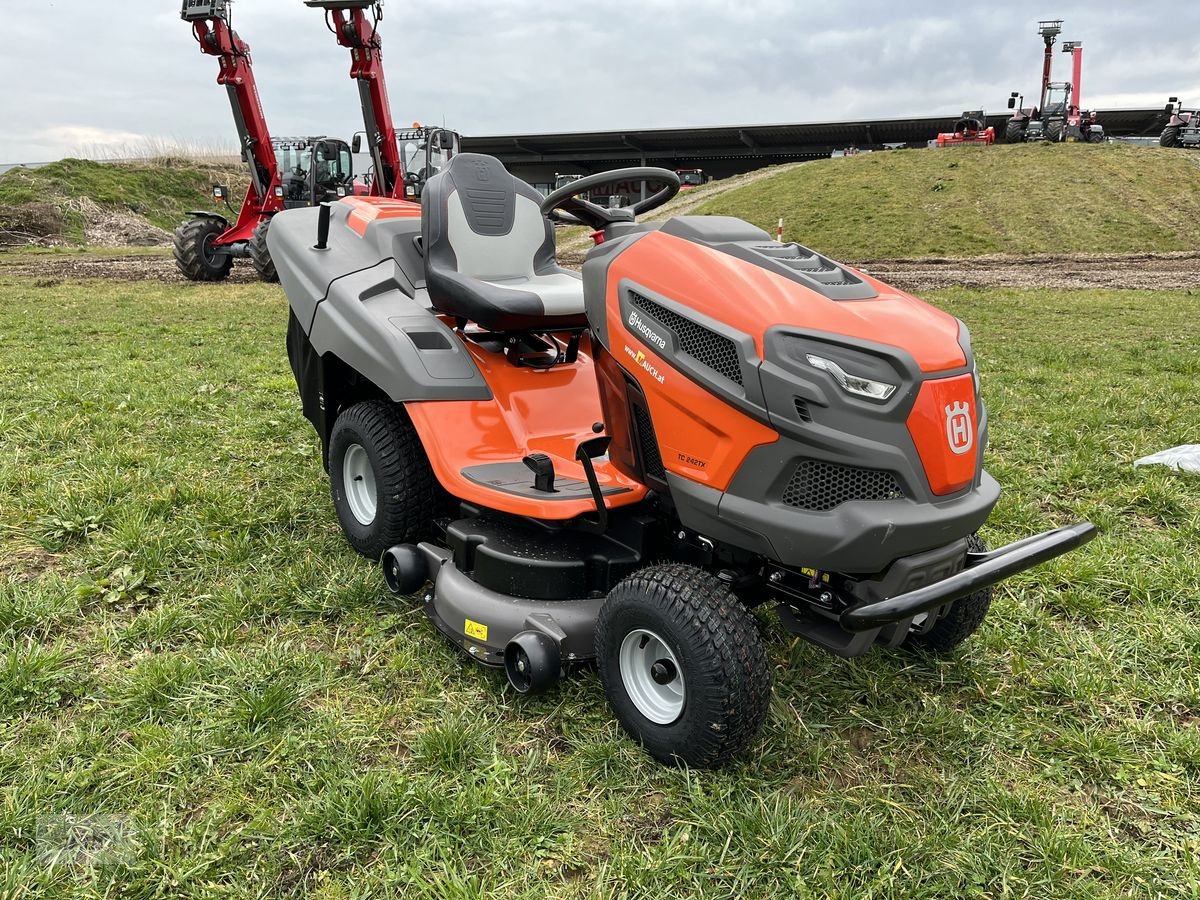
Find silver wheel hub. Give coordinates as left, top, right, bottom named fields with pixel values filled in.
left=342, top=443, right=377, bottom=526
left=619, top=628, right=685, bottom=725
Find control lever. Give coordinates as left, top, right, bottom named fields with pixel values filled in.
left=522, top=454, right=556, bottom=493
left=575, top=436, right=613, bottom=533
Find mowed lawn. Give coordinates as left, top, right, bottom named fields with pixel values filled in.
left=1, top=275, right=1198, bottom=898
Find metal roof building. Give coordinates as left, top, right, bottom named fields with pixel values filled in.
left=461, top=108, right=1168, bottom=187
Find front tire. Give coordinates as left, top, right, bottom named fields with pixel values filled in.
left=1160, top=125, right=1182, bottom=148
left=249, top=217, right=278, bottom=283
left=1004, top=120, right=1027, bottom=144
left=328, top=401, right=436, bottom=560
left=595, top=564, right=771, bottom=768
left=903, top=534, right=993, bottom=653
left=174, top=216, right=233, bottom=282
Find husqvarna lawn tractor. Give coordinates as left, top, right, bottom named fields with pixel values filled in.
left=269, top=155, right=1096, bottom=767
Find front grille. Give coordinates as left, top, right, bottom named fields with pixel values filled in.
left=629, top=292, right=743, bottom=386
left=782, top=459, right=905, bottom=511
left=632, top=403, right=665, bottom=480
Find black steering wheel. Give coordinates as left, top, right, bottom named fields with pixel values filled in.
left=540, top=167, right=681, bottom=230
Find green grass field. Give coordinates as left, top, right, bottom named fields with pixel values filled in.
left=694, top=143, right=1200, bottom=259
left=1, top=277, right=1198, bottom=897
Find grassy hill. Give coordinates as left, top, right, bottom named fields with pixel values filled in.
left=693, top=143, right=1200, bottom=259
left=0, top=158, right=246, bottom=245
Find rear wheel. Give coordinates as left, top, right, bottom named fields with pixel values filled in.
left=174, top=216, right=233, bottom=282
left=1004, top=120, right=1027, bottom=143
left=1160, top=125, right=1182, bottom=148
left=595, top=564, right=771, bottom=768
left=903, top=534, right=993, bottom=653
left=249, top=217, right=278, bottom=283
left=328, top=401, right=436, bottom=560
left=1046, top=121, right=1064, bottom=143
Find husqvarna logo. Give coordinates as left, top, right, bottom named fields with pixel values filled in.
left=627, top=311, right=667, bottom=350
left=945, top=401, right=974, bottom=455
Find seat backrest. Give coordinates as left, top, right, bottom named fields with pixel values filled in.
left=422, top=153, right=558, bottom=282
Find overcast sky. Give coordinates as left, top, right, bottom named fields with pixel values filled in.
left=1, top=0, right=1197, bottom=163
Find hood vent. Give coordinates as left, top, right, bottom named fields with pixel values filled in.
left=629, top=291, right=744, bottom=387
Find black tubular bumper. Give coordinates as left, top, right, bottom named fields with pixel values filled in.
left=839, top=522, right=1098, bottom=633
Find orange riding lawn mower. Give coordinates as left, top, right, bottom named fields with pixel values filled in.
left=268, top=155, right=1097, bottom=767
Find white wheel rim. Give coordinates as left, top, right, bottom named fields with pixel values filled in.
left=342, top=443, right=377, bottom=526
left=619, top=628, right=685, bottom=725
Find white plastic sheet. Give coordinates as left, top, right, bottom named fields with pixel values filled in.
left=1134, top=445, right=1200, bottom=474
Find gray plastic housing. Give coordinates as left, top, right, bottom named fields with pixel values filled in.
left=267, top=204, right=489, bottom=402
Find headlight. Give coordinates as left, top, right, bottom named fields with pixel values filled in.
left=806, top=354, right=897, bottom=401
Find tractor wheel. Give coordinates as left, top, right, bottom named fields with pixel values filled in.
left=174, top=216, right=233, bottom=282
left=328, top=400, right=436, bottom=560
left=1046, top=121, right=1064, bottom=143
left=1004, top=120, right=1027, bottom=144
left=1160, top=125, right=1182, bottom=148
left=595, top=563, right=771, bottom=768
left=903, top=534, right=993, bottom=653
left=249, top=218, right=278, bottom=283
left=1086, top=129, right=1106, bottom=144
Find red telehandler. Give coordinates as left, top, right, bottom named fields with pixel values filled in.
left=1005, top=20, right=1104, bottom=144
left=305, top=0, right=460, bottom=201
left=176, top=0, right=357, bottom=282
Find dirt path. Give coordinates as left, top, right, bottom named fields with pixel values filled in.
left=854, top=251, right=1200, bottom=292
left=0, top=252, right=259, bottom=285
left=4, top=246, right=1197, bottom=294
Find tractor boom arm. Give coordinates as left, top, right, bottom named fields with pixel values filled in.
left=307, top=1, right=405, bottom=198
left=184, top=2, right=282, bottom=213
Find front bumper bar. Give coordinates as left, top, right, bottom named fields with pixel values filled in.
left=839, top=522, right=1098, bottom=633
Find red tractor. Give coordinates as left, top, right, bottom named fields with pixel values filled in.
left=936, top=111, right=996, bottom=147
left=175, top=0, right=359, bottom=282
left=1006, top=20, right=1104, bottom=144
left=1161, top=97, right=1200, bottom=149
left=305, top=1, right=461, bottom=200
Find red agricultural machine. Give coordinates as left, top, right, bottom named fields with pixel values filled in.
left=304, top=0, right=461, bottom=199
left=936, top=111, right=996, bottom=147
left=175, top=0, right=359, bottom=282
left=1005, top=20, right=1104, bottom=144
left=1161, top=97, right=1200, bottom=149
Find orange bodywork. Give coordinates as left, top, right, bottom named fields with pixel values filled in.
left=906, top=374, right=979, bottom=496
left=605, top=232, right=966, bottom=372
left=405, top=334, right=649, bottom=520
left=406, top=228, right=976, bottom=517
left=340, top=196, right=421, bottom=237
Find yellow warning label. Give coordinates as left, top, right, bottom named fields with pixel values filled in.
left=464, top=619, right=489, bottom=642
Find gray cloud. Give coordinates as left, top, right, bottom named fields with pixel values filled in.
left=1, top=0, right=1197, bottom=162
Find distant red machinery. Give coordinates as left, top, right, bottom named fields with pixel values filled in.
left=1161, top=97, right=1200, bottom=149
left=1005, top=20, right=1104, bottom=144
left=936, top=111, right=996, bottom=147
left=175, top=0, right=357, bottom=282
left=306, top=0, right=460, bottom=200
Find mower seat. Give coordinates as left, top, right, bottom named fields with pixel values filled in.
left=422, top=153, right=586, bottom=332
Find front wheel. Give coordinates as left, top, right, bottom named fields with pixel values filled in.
left=249, top=217, right=278, bottom=283
left=1004, top=120, right=1027, bottom=144
left=595, top=564, right=771, bottom=768
left=328, top=401, right=436, bottom=560
left=174, top=216, right=233, bottom=282
left=903, top=534, right=993, bottom=653
left=1160, top=125, right=1182, bottom=148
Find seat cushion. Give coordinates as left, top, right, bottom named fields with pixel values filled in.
left=423, top=154, right=586, bottom=331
